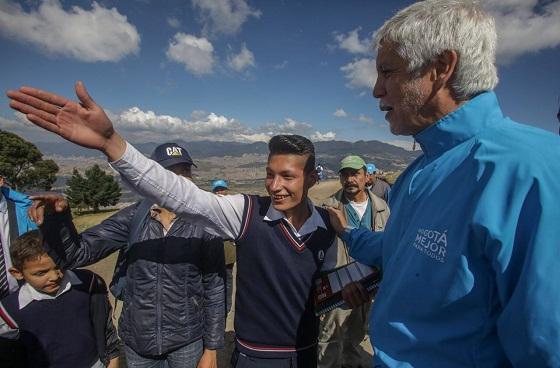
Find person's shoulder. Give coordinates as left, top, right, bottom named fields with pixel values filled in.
left=72, top=269, right=107, bottom=294
left=477, top=118, right=560, bottom=173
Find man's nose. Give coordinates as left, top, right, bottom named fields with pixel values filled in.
left=373, top=76, right=384, bottom=99
left=269, top=176, right=282, bottom=191
left=50, top=269, right=62, bottom=280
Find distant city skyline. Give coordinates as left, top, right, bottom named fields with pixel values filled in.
left=1, top=0, right=559, bottom=150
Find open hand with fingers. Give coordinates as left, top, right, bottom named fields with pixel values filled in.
left=28, top=193, right=69, bottom=226
left=7, top=81, right=126, bottom=160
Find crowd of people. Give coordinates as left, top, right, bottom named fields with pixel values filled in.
left=1, top=0, right=560, bottom=367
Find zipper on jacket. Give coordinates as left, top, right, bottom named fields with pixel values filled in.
left=155, top=228, right=164, bottom=355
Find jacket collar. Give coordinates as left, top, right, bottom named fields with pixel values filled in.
left=334, top=188, right=383, bottom=212
left=414, top=91, right=504, bottom=158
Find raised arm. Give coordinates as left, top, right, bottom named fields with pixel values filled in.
left=7, top=82, right=126, bottom=161
left=30, top=194, right=134, bottom=269
left=8, top=83, right=244, bottom=239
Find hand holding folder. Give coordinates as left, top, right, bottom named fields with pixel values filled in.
left=314, top=262, right=382, bottom=316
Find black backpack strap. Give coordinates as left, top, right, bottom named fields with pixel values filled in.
left=6, top=200, right=19, bottom=241
left=109, top=199, right=152, bottom=300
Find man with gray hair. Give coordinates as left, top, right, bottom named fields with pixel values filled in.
left=322, top=1, right=560, bottom=367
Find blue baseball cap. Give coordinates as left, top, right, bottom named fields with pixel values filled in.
left=211, top=179, right=229, bottom=192
left=150, top=143, right=197, bottom=168
left=366, top=163, right=377, bottom=174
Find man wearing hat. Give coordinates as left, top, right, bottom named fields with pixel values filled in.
left=30, top=143, right=225, bottom=368
left=211, top=179, right=229, bottom=196
left=365, top=163, right=390, bottom=203
left=318, top=155, right=390, bottom=368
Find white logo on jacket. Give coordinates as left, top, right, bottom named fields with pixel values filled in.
left=412, top=228, right=448, bottom=263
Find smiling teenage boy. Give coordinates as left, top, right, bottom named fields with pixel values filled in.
left=9, top=83, right=338, bottom=368
left=0, top=230, right=119, bottom=368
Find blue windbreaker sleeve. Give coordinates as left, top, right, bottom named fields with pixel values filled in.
left=342, top=228, right=384, bottom=267
left=474, top=169, right=560, bottom=366
left=1, top=186, right=37, bottom=234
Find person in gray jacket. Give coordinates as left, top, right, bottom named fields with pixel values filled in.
left=318, top=155, right=389, bottom=368
left=30, top=143, right=225, bottom=368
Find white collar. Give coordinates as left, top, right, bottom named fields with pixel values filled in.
left=18, top=270, right=82, bottom=309
left=263, top=199, right=327, bottom=237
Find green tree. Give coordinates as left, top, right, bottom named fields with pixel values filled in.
left=65, top=164, right=121, bottom=213
left=0, top=130, right=59, bottom=190
left=65, top=168, right=89, bottom=213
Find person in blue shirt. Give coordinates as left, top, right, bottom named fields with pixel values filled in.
left=320, top=1, right=560, bottom=367
left=0, top=176, right=37, bottom=297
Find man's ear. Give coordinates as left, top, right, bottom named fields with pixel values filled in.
left=9, top=267, right=25, bottom=281
left=308, top=170, right=318, bottom=188
left=433, top=50, right=458, bottom=89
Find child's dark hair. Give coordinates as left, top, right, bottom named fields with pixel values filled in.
left=10, top=230, right=48, bottom=270
left=268, top=135, right=316, bottom=173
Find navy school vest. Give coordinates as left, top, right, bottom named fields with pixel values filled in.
left=234, top=195, right=335, bottom=350
left=0, top=269, right=99, bottom=368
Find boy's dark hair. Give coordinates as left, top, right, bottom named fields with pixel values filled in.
left=10, top=230, right=48, bottom=270
left=268, top=135, right=316, bottom=174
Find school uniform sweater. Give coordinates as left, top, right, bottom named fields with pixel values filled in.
left=234, top=195, right=336, bottom=354
left=0, top=269, right=102, bottom=368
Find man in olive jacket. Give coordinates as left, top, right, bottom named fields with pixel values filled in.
left=318, top=155, right=389, bottom=368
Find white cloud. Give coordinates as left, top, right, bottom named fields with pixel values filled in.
left=333, top=28, right=373, bottom=55
left=228, top=44, right=255, bottom=71
left=3, top=105, right=336, bottom=144
left=260, top=118, right=312, bottom=135
left=167, top=16, right=181, bottom=29
left=333, top=109, right=348, bottom=118
left=274, top=60, right=288, bottom=70
left=115, top=107, right=250, bottom=142
left=357, top=114, right=373, bottom=124
left=340, top=58, right=377, bottom=90
left=484, top=0, right=560, bottom=63
left=0, top=0, right=139, bottom=62
left=234, top=133, right=271, bottom=142
left=311, top=131, right=336, bottom=142
left=166, top=33, right=214, bottom=75
left=191, top=0, right=261, bottom=36
left=0, top=113, right=38, bottom=132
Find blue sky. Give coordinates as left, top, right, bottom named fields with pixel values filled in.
left=1, top=0, right=559, bottom=150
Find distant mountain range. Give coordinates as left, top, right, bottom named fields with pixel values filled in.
left=37, top=139, right=421, bottom=172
